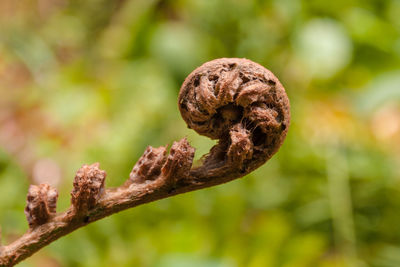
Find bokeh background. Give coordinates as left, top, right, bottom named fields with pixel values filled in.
left=0, top=0, right=400, bottom=266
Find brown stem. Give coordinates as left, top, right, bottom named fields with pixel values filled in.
left=0, top=58, right=290, bottom=267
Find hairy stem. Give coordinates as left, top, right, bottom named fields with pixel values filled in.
left=0, top=170, right=239, bottom=266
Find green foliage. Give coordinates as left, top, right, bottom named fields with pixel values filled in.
left=0, top=0, right=399, bottom=266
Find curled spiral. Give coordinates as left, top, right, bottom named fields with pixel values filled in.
left=179, top=58, right=290, bottom=179
left=0, top=58, right=290, bottom=267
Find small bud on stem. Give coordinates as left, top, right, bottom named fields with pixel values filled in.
left=24, top=184, right=58, bottom=228
left=71, top=163, right=106, bottom=214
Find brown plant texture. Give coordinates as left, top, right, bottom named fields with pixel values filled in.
left=0, top=58, right=290, bottom=266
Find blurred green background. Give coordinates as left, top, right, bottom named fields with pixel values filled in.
left=0, top=0, right=400, bottom=266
